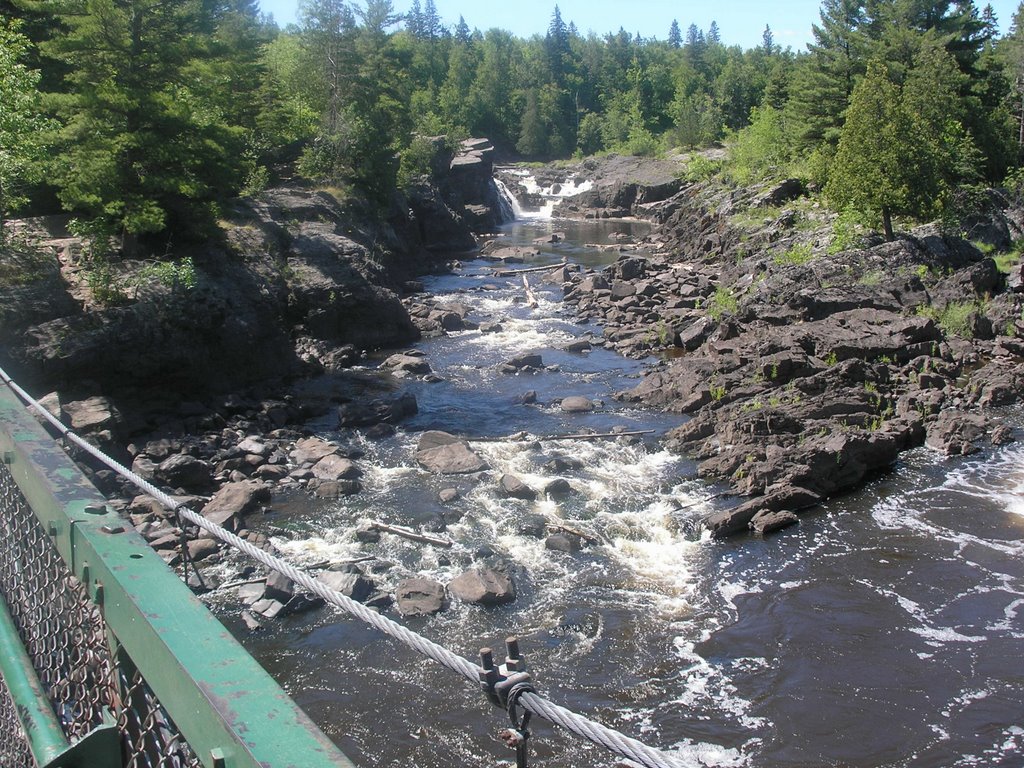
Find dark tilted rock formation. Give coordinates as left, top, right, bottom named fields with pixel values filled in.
left=551, top=174, right=1024, bottom=538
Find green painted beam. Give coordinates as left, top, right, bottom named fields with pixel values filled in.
left=0, top=386, right=355, bottom=768
left=0, top=592, right=73, bottom=765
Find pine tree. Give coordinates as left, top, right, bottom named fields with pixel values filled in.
left=668, top=20, right=682, bottom=48
left=44, top=0, right=244, bottom=241
left=788, top=0, right=869, bottom=145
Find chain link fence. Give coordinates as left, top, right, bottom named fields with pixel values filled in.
left=0, top=457, right=200, bottom=768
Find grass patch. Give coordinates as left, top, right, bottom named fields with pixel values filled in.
left=773, top=242, right=814, bottom=266
left=706, top=285, right=738, bottom=320
left=918, top=300, right=985, bottom=338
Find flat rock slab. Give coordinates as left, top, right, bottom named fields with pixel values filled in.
left=312, top=454, right=362, bottom=481
left=416, top=431, right=488, bottom=474
left=291, top=437, right=339, bottom=465
left=396, top=577, right=447, bottom=616
left=448, top=568, right=516, bottom=606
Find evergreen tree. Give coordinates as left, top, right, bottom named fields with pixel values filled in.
left=44, top=0, right=244, bottom=241
left=0, top=19, right=53, bottom=235
left=827, top=53, right=977, bottom=239
left=789, top=0, right=868, bottom=145
left=668, top=19, right=682, bottom=48
left=405, top=0, right=423, bottom=37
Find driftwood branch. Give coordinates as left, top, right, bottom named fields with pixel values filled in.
left=493, top=261, right=567, bottom=277
left=369, top=522, right=454, bottom=548
left=470, top=429, right=655, bottom=444
left=546, top=521, right=605, bottom=545
left=522, top=274, right=539, bottom=308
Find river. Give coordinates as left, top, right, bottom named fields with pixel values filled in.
left=209, top=202, right=1024, bottom=767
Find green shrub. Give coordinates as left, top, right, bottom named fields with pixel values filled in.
left=773, top=242, right=814, bottom=266
left=706, top=285, right=738, bottom=320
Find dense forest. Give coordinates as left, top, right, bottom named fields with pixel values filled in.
left=3, top=0, right=1024, bottom=245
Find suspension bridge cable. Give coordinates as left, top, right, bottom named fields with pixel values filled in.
left=0, top=366, right=690, bottom=768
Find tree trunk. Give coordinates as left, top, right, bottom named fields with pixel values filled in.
left=881, top=206, right=894, bottom=241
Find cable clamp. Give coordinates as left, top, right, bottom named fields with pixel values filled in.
left=478, top=636, right=531, bottom=709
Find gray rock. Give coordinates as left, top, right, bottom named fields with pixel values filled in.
left=518, top=514, right=549, bottom=538
left=447, top=568, right=516, bottom=606
left=439, top=488, right=460, bottom=503
left=60, top=395, right=121, bottom=434
left=749, top=510, right=799, bottom=535
left=157, top=454, right=213, bottom=492
left=186, top=537, right=220, bottom=562
left=312, top=454, right=362, bottom=481
left=499, top=474, right=537, bottom=501
left=382, top=353, right=432, bottom=375
left=560, top=396, right=595, bottom=413
left=290, top=437, right=339, bottom=465
left=263, top=570, right=295, bottom=603
left=416, top=431, right=488, bottom=474
left=317, top=571, right=376, bottom=603
left=543, top=478, right=573, bottom=498
left=545, top=533, right=583, bottom=552
left=201, top=481, right=269, bottom=531
left=503, top=353, right=543, bottom=370
left=395, top=577, right=447, bottom=616
left=237, top=437, right=268, bottom=456
left=311, top=479, right=362, bottom=497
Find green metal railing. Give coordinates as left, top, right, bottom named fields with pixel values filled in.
left=0, top=383, right=355, bottom=768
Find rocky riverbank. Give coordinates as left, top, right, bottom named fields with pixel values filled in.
left=554, top=175, right=1024, bottom=536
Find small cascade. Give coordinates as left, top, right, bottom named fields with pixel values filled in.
left=492, top=178, right=519, bottom=223
left=492, top=170, right=595, bottom=222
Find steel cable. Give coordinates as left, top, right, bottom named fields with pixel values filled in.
left=0, top=367, right=689, bottom=768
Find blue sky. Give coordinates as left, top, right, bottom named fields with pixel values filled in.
left=258, top=0, right=1022, bottom=51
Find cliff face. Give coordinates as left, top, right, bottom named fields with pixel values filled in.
left=0, top=139, right=504, bottom=399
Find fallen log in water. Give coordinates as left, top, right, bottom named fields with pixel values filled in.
left=471, top=429, right=656, bottom=443
left=369, top=522, right=454, bottom=548
left=493, top=261, right=567, bottom=277
left=546, top=521, right=605, bottom=545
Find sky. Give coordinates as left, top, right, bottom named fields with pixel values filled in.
left=258, top=0, right=1023, bottom=52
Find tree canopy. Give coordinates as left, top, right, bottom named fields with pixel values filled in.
left=2, top=0, right=1023, bottom=242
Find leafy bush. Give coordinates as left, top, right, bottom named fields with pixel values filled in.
left=773, top=242, right=814, bottom=266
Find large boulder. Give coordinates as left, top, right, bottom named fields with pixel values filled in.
left=395, top=577, right=447, bottom=616
left=157, top=454, right=213, bottom=492
left=201, top=481, right=270, bottom=531
left=416, top=431, right=488, bottom=474
left=447, top=568, right=516, bottom=606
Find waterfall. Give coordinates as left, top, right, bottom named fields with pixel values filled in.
left=493, top=173, right=594, bottom=222
left=493, top=178, right=519, bottom=223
